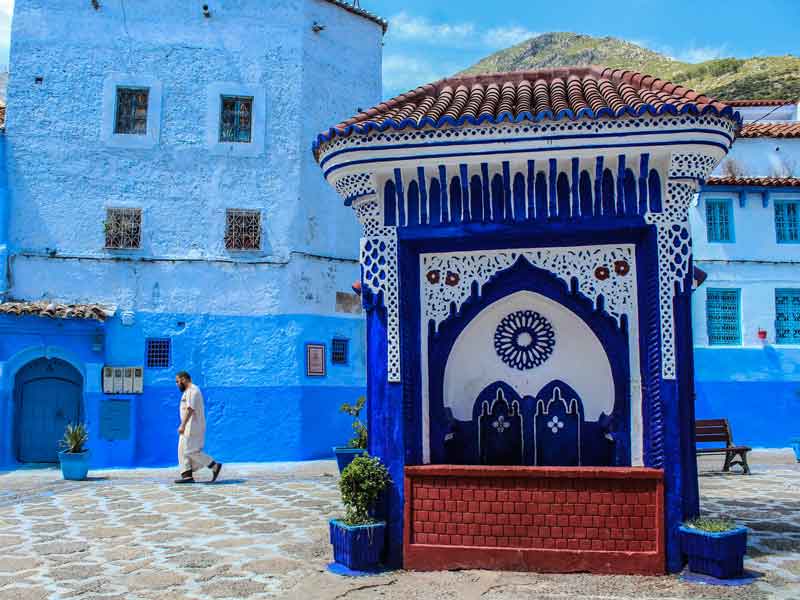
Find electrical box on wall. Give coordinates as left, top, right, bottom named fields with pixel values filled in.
left=103, top=366, right=145, bottom=395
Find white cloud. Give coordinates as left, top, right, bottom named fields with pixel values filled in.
left=382, top=53, right=453, bottom=95
left=482, top=26, right=538, bottom=49
left=675, top=45, right=727, bottom=63
left=387, top=12, right=536, bottom=50
left=389, top=11, right=475, bottom=44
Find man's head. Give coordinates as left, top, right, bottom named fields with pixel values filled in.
left=176, top=371, right=191, bottom=391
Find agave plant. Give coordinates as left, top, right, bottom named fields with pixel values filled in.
left=60, top=422, right=89, bottom=454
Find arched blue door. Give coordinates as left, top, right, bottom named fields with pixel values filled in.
left=15, top=358, right=83, bottom=463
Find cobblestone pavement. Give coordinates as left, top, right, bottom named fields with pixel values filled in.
left=0, top=451, right=798, bottom=600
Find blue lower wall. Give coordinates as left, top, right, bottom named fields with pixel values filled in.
left=0, top=311, right=366, bottom=469
left=694, top=347, right=800, bottom=448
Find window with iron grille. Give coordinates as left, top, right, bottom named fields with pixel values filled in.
left=331, top=338, right=349, bottom=365
left=706, top=289, right=741, bottom=346
left=105, top=208, right=142, bottom=249
left=705, top=198, right=733, bottom=242
left=146, top=338, right=171, bottom=368
left=225, top=209, right=261, bottom=250
left=220, top=96, right=253, bottom=143
left=114, top=88, right=149, bottom=135
left=776, top=289, right=800, bottom=344
left=775, top=201, right=800, bottom=243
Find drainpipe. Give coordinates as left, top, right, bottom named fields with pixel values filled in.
left=0, top=131, right=8, bottom=300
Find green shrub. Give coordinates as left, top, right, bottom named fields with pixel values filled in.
left=339, top=454, right=391, bottom=525
left=340, top=395, right=367, bottom=449
left=60, top=422, right=88, bottom=454
left=685, top=516, right=737, bottom=533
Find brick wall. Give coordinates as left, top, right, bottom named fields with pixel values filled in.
left=404, top=465, right=664, bottom=575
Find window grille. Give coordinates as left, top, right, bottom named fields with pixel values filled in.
left=775, top=201, right=800, bottom=243
left=114, top=88, right=149, bottom=135
left=332, top=338, right=349, bottom=364
left=220, top=96, right=253, bottom=143
left=146, top=338, right=171, bottom=368
left=706, top=289, right=741, bottom=345
left=776, top=289, right=800, bottom=344
left=225, top=209, right=261, bottom=250
left=705, top=198, right=733, bottom=242
left=105, top=208, right=142, bottom=249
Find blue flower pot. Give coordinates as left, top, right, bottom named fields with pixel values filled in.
left=680, top=525, right=747, bottom=579
left=329, top=519, right=386, bottom=571
left=58, top=451, right=90, bottom=481
left=791, top=439, right=800, bottom=463
left=332, top=446, right=367, bottom=474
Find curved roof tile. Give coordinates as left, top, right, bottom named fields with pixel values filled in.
left=738, top=123, right=800, bottom=138
left=705, top=176, right=800, bottom=187
left=315, top=66, right=737, bottom=156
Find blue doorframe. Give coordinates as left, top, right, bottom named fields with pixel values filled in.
left=14, top=357, right=84, bottom=463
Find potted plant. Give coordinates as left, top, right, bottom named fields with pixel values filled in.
left=329, top=454, right=391, bottom=571
left=58, top=422, right=90, bottom=481
left=332, top=395, right=368, bottom=473
left=680, top=517, right=747, bottom=579
left=791, top=438, right=800, bottom=463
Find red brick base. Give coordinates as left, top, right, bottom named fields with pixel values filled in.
left=404, top=465, right=665, bottom=575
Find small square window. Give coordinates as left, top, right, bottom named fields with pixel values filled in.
left=332, top=339, right=349, bottom=365
left=705, top=198, right=733, bottom=242
left=220, top=96, right=253, bottom=143
left=225, top=209, right=261, bottom=250
left=775, top=201, right=800, bottom=243
left=114, top=88, right=149, bottom=135
left=105, top=208, right=142, bottom=249
left=146, top=338, right=171, bottom=368
left=776, top=289, right=800, bottom=344
left=706, top=289, right=741, bottom=346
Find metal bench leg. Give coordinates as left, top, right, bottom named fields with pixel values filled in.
left=722, top=451, right=732, bottom=472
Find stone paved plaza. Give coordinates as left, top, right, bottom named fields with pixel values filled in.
left=0, top=452, right=798, bottom=600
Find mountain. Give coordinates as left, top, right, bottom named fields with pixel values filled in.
left=459, top=32, right=800, bottom=100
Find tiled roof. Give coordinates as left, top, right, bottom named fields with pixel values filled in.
left=725, top=99, right=794, bottom=107
left=321, top=0, right=387, bottom=32
left=738, top=122, right=800, bottom=138
left=0, top=301, right=116, bottom=321
left=315, top=66, right=737, bottom=154
left=705, top=176, right=800, bottom=188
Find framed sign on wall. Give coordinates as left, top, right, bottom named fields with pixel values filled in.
left=306, top=343, right=326, bottom=377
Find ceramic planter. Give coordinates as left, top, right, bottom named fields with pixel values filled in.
left=329, top=519, right=386, bottom=571
left=332, top=446, right=367, bottom=473
left=791, top=439, right=800, bottom=463
left=679, top=525, right=747, bottom=579
left=58, top=450, right=90, bottom=481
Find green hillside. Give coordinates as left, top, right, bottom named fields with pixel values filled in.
left=459, top=32, right=800, bottom=100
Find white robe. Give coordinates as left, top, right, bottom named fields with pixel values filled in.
left=179, top=383, right=213, bottom=473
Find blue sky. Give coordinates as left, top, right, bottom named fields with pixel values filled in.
left=0, top=0, right=797, bottom=93
left=369, top=0, right=800, bottom=97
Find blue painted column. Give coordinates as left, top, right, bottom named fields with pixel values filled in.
left=0, top=135, right=9, bottom=299
left=365, top=300, right=406, bottom=568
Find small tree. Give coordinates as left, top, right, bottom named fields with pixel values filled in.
left=340, top=395, right=367, bottom=449
left=339, top=454, right=391, bottom=525
left=60, top=423, right=89, bottom=454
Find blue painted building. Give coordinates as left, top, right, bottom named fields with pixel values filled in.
left=692, top=100, right=800, bottom=449
left=0, top=0, right=385, bottom=469
left=315, top=67, right=738, bottom=572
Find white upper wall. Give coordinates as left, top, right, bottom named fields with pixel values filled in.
left=5, top=0, right=382, bottom=262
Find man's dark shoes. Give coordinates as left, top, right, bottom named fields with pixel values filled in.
left=210, top=462, right=222, bottom=483
left=174, top=471, right=195, bottom=484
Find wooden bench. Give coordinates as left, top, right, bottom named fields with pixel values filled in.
left=695, top=418, right=751, bottom=474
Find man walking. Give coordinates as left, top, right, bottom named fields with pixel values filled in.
left=174, top=371, right=222, bottom=484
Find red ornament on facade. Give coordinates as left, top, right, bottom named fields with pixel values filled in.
left=426, top=270, right=441, bottom=284
left=594, top=266, right=610, bottom=281
left=614, top=260, right=630, bottom=276
left=445, top=271, right=460, bottom=286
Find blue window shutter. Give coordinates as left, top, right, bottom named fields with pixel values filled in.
left=706, top=289, right=741, bottom=345
left=706, top=199, right=732, bottom=242
left=775, top=201, right=800, bottom=243
left=776, top=289, right=800, bottom=344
